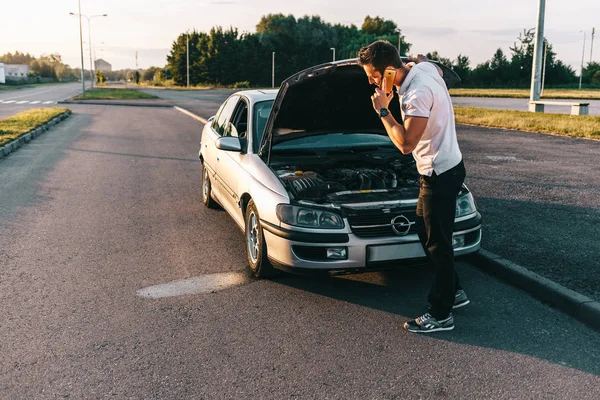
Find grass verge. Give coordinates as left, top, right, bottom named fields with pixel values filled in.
left=0, top=107, right=68, bottom=146
left=449, top=88, right=600, bottom=100
left=72, top=88, right=158, bottom=100
left=0, top=82, right=76, bottom=91
left=454, top=106, right=600, bottom=139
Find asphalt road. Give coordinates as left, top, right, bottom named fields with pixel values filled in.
left=147, top=89, right=600, bottom=302
left=459, top=126, right=600, bottom=300
left=0, top=82, right=92, bottom=118
left=452, top=96, right=600, bottom=116
left=0, top=104, right=599, bottom=398
left=138, top=87, right=238, bottom=117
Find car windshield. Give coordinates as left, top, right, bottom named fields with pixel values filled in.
left=253, top=99, right=395, bottom=153
left=253, top=100, right=274, bottom=152
left=272, top=133, right=394, bottom=151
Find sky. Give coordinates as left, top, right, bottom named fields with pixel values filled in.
left=0, top=0, right=597, bottom=72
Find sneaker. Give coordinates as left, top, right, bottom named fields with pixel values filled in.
left=453, top=289, right=470, bottom=309
left=426, top=290, right=470, bottom=311
left=403, top=313, right=454, bottom=333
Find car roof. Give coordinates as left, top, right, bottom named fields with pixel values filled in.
left=234, top=89, right=278, bottom=102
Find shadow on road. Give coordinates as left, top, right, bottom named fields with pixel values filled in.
left=475, top=197, right=600, bottom=301
left=269, top=262, right=600, bottom=375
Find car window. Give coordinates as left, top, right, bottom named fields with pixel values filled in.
left=212, top=96, right=239, bottom=136
left=227, top=100, right=248, bottom=138
left=252, top=100, right=274, bottom=152
left=211, top=102, right=227, bottom=132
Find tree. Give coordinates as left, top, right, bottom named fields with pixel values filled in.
left=361, top=16, right=397, bottom=36
left=142, top=66, right=160, bottom=81
left=582, top=62, right=600, bottom=84
left=95, top=70, right=106, bottom=84
left=0, top=51, right=35, bottom=65
left=508, top=28, right=535, bottom=85
left=425, top=51, right=452, bottom=68
left=452, top=54, right=471, bottom=83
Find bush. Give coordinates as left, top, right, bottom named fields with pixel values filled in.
left=233, top=81, right=250, bottom=89
left=593, top=71, right=600, bottom=84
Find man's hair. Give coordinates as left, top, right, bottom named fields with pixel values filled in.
left=357, top=40, right=404, bottom=74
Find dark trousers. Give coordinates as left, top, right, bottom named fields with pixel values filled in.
left=415, top=160, right=466, bottom=320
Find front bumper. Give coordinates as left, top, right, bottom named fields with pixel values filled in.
left=261, top=212, right=482, bottom=274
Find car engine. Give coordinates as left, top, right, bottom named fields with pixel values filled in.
left=275, top=158, right=420, bottom=203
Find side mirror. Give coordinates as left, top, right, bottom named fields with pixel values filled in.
left=215, top=137, right=242, bottom=152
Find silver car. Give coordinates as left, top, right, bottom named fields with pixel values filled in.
left=198, top=59, right=481, bottom=278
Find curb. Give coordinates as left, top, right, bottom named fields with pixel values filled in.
left=58, top=100, right=172, bottom=108
left=0, top=110, right=72, bottom=161
left=471, top=249, right=600, bottom=331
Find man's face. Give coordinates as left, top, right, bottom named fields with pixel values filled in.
left=362, top=63, right=383, bottom=87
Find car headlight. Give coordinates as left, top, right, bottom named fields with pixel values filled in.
left=276, top=204, right=344, bottom=229
left=456, top=191, right=477, bottom=218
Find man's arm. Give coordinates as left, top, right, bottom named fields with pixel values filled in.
left=371, top=79, right=431, bottom=154
left=379, top=115, right=428, bottom=154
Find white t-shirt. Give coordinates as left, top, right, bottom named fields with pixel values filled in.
left=398, top=62, right=462, bottom=176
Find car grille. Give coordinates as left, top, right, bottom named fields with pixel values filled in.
left=345, top=206, right=418, bottom=238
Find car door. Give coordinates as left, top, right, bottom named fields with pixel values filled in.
left=216, top=98, right=249, bottom=227
left=203, top=95, right=239, bottom=202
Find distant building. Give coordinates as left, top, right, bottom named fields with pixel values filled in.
left=3, top=64, right=30, bottom=82
left=0, top=63, right=5, bottom=84
left=95, top=59, right=112, bottom=72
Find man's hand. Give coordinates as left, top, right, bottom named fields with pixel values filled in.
left=407, top=54, right=429, bottom=64
left=406, top=54, right=443, bottom=77
left=370, top=77, right=393, bottom=112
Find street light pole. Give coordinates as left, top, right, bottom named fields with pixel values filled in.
left=70, top=12, right=107, bottom=89
left=529, top=0, right=545, bottom=102
left=591, top=27, right=595, bottom=63
left=541, top=40, right=548, bottom=96
left=330, top=47, right=335, bottom=62
left=579, top=30, right=586, bottom=89
left=186, top=30, right=190, bottom=88
left=272, top=52, right=275, bottom=88
left=76, top=0, right=85, bottom=97
left=88, top=17, right=93, bottom=87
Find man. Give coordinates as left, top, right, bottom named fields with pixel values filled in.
left=358, top=40, right=469, bottom=333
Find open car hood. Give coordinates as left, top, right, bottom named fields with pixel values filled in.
left=258, top=58, right=460, bottom=160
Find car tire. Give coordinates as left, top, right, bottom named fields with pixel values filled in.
left=201, top=162, right=217, bottom=209
left=245, top=199, right=277, bottom=278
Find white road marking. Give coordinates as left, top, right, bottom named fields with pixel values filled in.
left=2, top=100, right=17, bottom=104
left=174, top=106, right=208, bottom=124
left=42, top=101, right=55, bottom=104
left=29, top=101, right=41, bottom=104
left=487, top=155, right=517, bottom=162
left=16, top=100, right=29, bottom=104
left=136, top=271, right=250, bottom=299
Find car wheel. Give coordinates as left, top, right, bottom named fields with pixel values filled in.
left=245, top=199, right=277, bottom=278
left=201, top=162, right=217, bottom=209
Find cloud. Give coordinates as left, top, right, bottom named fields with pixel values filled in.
left=402, top=26, right=458, bottom=36
left=467, top=29, right=521, bottom=38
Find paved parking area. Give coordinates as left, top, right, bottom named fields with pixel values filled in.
left=0, top=104, right=598, bottom=398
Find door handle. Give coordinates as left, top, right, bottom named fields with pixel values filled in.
left=217, top=157, right=220, bottom=161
